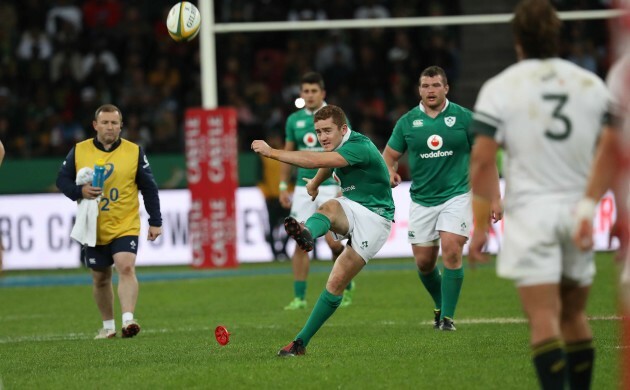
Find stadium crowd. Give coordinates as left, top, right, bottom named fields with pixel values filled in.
left=0, top=0, right=610, bottom=159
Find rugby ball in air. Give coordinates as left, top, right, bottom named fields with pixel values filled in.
left=166, top=2, right=201, bottom=42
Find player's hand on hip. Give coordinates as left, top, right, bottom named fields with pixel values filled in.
left=148, top=226, right=162, bottom=241
left=303, top=178, right=319, bottom=201
left=82, top=184, right=102, bottom=199
left=468, top=229, right=490, bottom=268
left=389, top=172, right=401, bottom=188
left=491, top=198, right=504, bottom=222
left=251, top=140, right=271, bottom=157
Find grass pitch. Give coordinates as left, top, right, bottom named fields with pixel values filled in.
left=0, top=253, right=622, bottom=389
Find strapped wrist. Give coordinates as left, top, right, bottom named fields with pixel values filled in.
left=575, top=198, right=597, bottom=221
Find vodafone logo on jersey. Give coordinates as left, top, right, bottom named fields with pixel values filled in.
left=427, top=134, right=443, bottom=150
left=421, top=134, right=453, bottom=159
left=303, top=132, right=319, bottom=147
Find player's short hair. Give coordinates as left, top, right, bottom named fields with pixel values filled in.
left=94, top=104, right=123, bottom=122
left=301, top=72, right=325, bottom=90
left=314, top=105, right=347, bottom=128
left=512, top=0, right=561, bottom=59
left=419, top=66, right=448, bottom=86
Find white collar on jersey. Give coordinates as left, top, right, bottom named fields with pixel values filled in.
left=334, top=128, right=352, bottom=151
left=304, top=101, right=328, bottom=115
left=419, top=98, right=450, bottom=113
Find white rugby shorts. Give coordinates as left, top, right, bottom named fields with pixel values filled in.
left=330, top=197, right=392, bottom=262
left=498, top=199, right=595, bottom=287
left=408, top=191, right=472, bottom=244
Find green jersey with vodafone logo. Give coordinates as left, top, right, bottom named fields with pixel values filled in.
left=285, top=107, right=337, bottom=187
left=334, top=130, right=395, bottom=221
left=388, top=100, right=473, bottom=206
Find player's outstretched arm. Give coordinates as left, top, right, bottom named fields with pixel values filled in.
left=251, top=140, right=347, bottom=169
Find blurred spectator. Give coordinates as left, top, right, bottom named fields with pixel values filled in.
left=50, top=43, right=84, bottom=82
left=288, top=0, right=327, bottom=21
left=122, top=112, right=152, bottom=150
left=82, top=0, right=122, bottom=30
left=82, top=38, right=120, bottom=82
left=327, top=0, right=354, bottom=19
left=16, top=26, right=53, bottom=61
left=567, top=40, right=598, bottom=73
left=148, top=56, right=181, bottom=92
left=49, top=110, right=85, bottom=155
left=150, top=110, right=180, bottom=153
left=46, top=0, right=82, bottom=38
left=354, top=0, right=390, bottom=19
left=314, top=30, right=354, bottom=73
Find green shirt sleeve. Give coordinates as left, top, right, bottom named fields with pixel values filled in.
left=387, top=117, right=407, bottom=154
left=285, top=115, right=296, bottom=143
left=337, top=140, right=367, bottom=167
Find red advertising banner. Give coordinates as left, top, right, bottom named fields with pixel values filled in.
left=185, top=108, right=238, bottom=268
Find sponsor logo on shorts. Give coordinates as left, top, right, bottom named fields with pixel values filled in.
left=130, top=240, right=137, bottom=250
left=408, top=231, right=415, bottom=238
left=360, top=241, right=369, bottom=249
left=460, top=222, right=467, bottom=231
left=89, top=258, right=96, bottom=264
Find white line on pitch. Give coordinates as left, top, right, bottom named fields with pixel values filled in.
left=0, top=316, right=622, bottom=344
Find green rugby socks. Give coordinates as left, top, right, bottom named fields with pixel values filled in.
left=296, top=289, right=342, bottom=346
left=441, top=267, right=464, bottom=320
left=305, top=213, right=331, bottom=239
left=418, top=267, right=442, bottom=310
left=294, top=280, right=307, bottom=300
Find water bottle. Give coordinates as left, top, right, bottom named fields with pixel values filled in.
left=92, top=158, right=106, bottom=188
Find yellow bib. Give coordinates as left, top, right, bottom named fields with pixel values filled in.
left=75, top=139, right=140, bottom=245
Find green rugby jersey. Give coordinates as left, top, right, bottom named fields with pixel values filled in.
left=285, top=107, right=338, bottom=187
left=388, top=100, right=473, bottom=206
left=335, top=130, right=395, bottom=221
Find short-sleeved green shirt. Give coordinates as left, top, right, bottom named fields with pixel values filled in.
left=334, top=130, right=395, bottom=221
left=285, top=108, right=337, bottom=187
left=387, top=100, right=473, bottom=206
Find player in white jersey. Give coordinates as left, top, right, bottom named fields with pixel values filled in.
left=468, top=1, right=614, bottom=389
